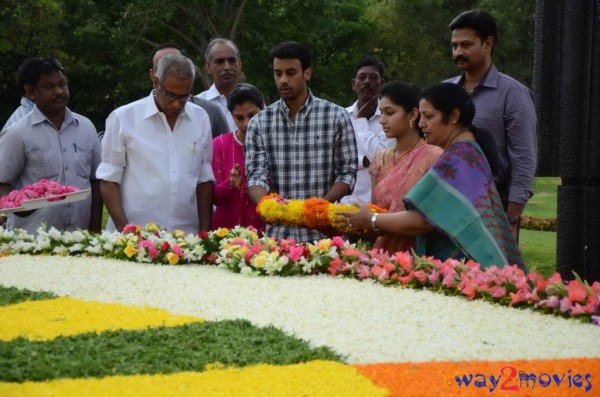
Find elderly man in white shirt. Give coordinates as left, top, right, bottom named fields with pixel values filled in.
left=341, top=56, right=394, bottom=205
left=196, top=38, right=243, bottom=132
left=97, top=54, right=214, bottom=233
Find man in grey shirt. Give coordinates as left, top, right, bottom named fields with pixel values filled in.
left=0, top=58, right=102, bottom=233
left=446, top=10, right=537, bottom=238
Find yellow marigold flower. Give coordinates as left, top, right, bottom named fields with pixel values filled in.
left=145, top=223, right=159, bottom=232
left=124, top=244, right=137, bottom=258
left=166, top=252, right=179, bottom=265
left=318, top=239, right=331, bottom=252
left=216, top=228, right=229, bottom=238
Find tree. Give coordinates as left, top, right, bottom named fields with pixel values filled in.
left=0, top=0, right=64, bottom=123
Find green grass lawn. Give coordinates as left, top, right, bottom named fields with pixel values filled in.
left=521, top=177, right=560, bottom=277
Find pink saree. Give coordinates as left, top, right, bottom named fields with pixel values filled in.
left=369, top=143, right=442, bottom=254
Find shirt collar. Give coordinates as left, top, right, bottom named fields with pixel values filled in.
left=456, top=64, right=499, bottom=90
left=30, top=105, right=78, bottom=128
left=203, top=84, right=223, bottom=101
left=278, top=89, right=314, bottom=115
left=346, top=99, right=381, bottom=118
left=21, top=97, right=34, bottom=110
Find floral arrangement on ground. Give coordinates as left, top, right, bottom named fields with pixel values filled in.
left=1, top=253, right=599, bottom=396
left=0, top=224, right=598, bottom=323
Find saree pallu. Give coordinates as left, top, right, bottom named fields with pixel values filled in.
left=404, top=141, right=524, bottom=269
left=370, top=143, right=442, bottom=254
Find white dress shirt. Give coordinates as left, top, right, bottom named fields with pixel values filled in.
left=341, top=100, right=394, bottom=204
left=96, top=93, right=215, bottom=234
left=197, top=84, right=236, bottom=132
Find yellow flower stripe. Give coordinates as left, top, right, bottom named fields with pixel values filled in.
left=0, top=297, right=203, bottom=341
left=0, top=361, right=389, bottom=397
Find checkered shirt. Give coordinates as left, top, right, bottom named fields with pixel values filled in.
left=245, top=90, right=357, bottom=243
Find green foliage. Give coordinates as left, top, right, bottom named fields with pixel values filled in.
left=0, top=285, right=56, bottom=307
left=0, top=320, right=342, bottom=382
left=0, top=0, right=535, bottom=130
left=521, top=230, right=556, bottom=278
left=366, top=0, right=535, bottom=87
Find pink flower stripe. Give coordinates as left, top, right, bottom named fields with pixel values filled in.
left=0, top=180, right=78, bottom=209
left=2, top=222, right=599, bottom=325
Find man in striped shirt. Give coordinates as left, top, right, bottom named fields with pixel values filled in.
left=246, top=41, right=357, bottom=243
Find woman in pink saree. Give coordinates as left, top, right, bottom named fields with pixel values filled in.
left=212, top=84, right=265, bottom=233
left=369, top=82, right=442, bottom=253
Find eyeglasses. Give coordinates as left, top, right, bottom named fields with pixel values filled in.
left=355, top=73, right=381, bottom=82
left=158, top=84, right=192, bottom=103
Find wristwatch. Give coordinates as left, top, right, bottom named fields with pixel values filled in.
left=506, top=214, right=520, bottom=225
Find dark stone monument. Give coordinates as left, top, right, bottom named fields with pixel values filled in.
left=533, top=0, right=600, bottom=282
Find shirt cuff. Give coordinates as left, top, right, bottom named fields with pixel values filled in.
left=95, top=162, right=124, bottom=183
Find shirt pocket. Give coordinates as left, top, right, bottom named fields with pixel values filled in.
left=73, top=144, right=93, bottom=180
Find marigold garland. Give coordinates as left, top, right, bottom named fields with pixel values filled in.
left=256, top=193, right=387, bottom=231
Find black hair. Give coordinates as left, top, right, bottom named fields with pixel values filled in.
left=270, top=41, right=311, bottom=71
left=227, top=83, right=265, bottom=112
left=449, top=10, right=498, bottom=52
left=420, top=82, right=475, bottom=128
left=379, top=81, right=422, bottom=132
left=20, top=58, right=65, bottom=87
left=353, top=56, right=384, bottom=78
left=150, top=43, right=189, bottom=70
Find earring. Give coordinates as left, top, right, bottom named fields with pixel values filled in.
left=409, top=119, right=414, bottom=128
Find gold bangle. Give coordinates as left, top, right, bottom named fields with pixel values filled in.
left=0, top=212, right=8, bottom=218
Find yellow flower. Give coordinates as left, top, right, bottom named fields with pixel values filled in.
left=116, top=236, right=126, bottom=246
left=166, top=252, right=179, bottom=265
left=145, top=223, right=159, bottom=232
left=216, top=228, right=229, bottom=238
left=318, top=239, right=331, bottom=252
left=124, top=244, right=136, bottom=258
left=127, top=235, right=138, bottom=244
left=174, top=229, right=186, bottom=238
left=251, top=251, right=268, bottom=268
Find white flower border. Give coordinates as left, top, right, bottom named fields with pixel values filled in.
left=1, top=255, right=598, bottom=364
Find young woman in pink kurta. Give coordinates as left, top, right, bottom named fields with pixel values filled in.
left=368, top=82, right=442, bottom=254
left=211, top=84, right=265, bottom=233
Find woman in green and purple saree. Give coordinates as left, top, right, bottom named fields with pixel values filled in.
left=335, top=83, right=523, bottom=270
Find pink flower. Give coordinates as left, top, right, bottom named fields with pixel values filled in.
left=393, top=251, right=413, bottom=271
left=328, top=256, right=343, bottom=276
left=287, top=245, right=304, bottom=262
left=491, top=286, right=506, bottom=299
left=413, top=270, right=427, bottom=285
left=428, top=270, right=441, bottom=284
left=357, top=264, right=372, bottom=279
left=442, top=270, right=458, bottom=288
left=559, top=297, right=573, bottom=313
left=172, top=244, right=183, bottom=256
left=331, top=236, right=345, bottom=249
left=509, top=290, right=528, bottom=306
left=538, top=295, right=560, bottom=309
left=122, top=224, right=139, bottom=234
left=567, top=280, right=589, bottom=304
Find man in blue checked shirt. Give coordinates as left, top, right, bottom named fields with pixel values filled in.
left=246, top=41, right=358, bottom=243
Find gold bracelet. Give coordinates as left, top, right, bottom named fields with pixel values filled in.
left=0, top=212, right=8, bottom=218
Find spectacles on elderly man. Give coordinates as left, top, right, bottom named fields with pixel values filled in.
left=158, top=84, right=192, bottom=103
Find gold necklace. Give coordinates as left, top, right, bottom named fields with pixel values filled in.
left=386, top=137, right=423, bottom=165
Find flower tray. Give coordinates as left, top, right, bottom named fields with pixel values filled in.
left=0, top=189, right=90, bottom=213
